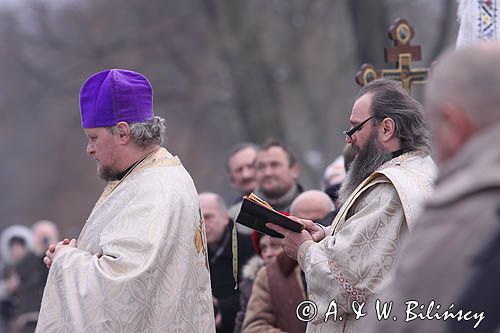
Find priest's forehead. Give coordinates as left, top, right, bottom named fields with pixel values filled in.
left=84, top=127, right=110, bottom=137
left=350, top=93, right=373, bottom=125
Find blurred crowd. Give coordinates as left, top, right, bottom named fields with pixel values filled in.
left=199, top=138, right=353, bottom=333
left=0, top=221, right=59, bottom=333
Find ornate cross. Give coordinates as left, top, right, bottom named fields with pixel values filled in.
left=355, top=18, right=429, bottom=96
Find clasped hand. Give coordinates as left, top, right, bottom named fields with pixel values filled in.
left=43, top=238, right=77, bottom=269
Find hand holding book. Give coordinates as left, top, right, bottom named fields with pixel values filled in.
left=235, top=193, right=304, bottom=238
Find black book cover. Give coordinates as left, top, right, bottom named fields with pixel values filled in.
left=236, top=197, right=304, bottom=238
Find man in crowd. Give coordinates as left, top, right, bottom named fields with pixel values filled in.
left=243, top=190, right=334, bottom=333
left=253, top=139, right=302, bottom=212
left=199, top=192, right=254, bottom=333
left=226, top=143, right=259, bottom=231
left=268, top=78, right=437, bottom=332
left=360, top=42, right=500, bottom=333
left=226, top=143, right=258, bottom=199
left=37, top=69, right=214, bottom=332
left=32, top=220, right=59, bottom=258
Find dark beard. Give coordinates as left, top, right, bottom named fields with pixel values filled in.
left=98, top=165, right=121, bottom=181
left=337, top=133, right=393, bottom=206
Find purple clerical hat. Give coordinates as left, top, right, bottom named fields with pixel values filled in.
left=79, top=69, right=153, bottom=128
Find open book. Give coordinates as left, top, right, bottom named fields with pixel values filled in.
left=235, top=193, right=304, bottom=238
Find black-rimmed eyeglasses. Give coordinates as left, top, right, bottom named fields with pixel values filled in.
left=342, top=116, right=374, bottom=140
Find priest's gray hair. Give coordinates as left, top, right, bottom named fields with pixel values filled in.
left=109, top=116, right=167, bottom=148
left=357, top=78, right=432, bottom=155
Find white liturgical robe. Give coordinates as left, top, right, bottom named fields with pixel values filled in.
left=36, top=148, right=215, bottom=332
left=297, top=152, right=436, bottom=333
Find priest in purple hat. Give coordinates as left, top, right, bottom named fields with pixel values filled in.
left=36, top=69, right=215, bottom=332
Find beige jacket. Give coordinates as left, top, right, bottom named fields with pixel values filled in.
left=243, top=255, right=306, bottom=333
left=359, top=124, right=500, bottom=332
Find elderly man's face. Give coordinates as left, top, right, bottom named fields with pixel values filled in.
left=200, top=196, right=229, bottom=248
left=84, top=128, right=121, bottom=181
left=255, top=147, right=299, bottom=200
left=228, top=147, right=257, bottom=196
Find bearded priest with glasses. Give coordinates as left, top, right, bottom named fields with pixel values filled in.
left=267, top=78, right=437, bottom=333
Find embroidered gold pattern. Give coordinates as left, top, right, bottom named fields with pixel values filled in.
left=331, top=261, right=366, bottom=303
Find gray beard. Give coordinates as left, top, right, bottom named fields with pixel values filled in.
left=337, top=133, right=394, bottom=206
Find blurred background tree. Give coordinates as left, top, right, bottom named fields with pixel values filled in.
left=0, top=0, right=458, bottom=236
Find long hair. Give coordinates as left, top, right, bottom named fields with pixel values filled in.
left=357, top=79, right=432, bottom=154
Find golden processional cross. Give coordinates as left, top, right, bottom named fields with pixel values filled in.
left=355, top=18, right=429, bottom=96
